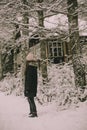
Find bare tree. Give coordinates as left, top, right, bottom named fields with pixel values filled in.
left=20, top=0, right=29, bottom=87
left=37, top=0, right=48, bottom=83
left=0, top=0, right=86, bottom=87
left=67, top=0, right=86, bottom=87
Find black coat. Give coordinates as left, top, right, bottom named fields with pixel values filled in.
left=24, top=65, right=37, bottom=97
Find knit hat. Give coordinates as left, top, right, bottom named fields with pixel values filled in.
left=26, top=52, right=37, bottom=61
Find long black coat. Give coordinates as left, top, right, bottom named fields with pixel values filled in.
left=24, top=65, right=37, bottom=97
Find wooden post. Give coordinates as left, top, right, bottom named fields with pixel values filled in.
left=40, top=39, right=48, bottom=83
left=63, top=42, right=68, bottom=62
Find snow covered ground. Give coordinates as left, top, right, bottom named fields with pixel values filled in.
left=0, top=45, right=87, bottom=130
left=0, top=92, right=87, bottom=130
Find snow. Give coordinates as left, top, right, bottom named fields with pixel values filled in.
left=0, top=3, right=87, bottom=129
left=44, top=14, right=68, bottom=30
left=0, top=92, right=87, bottom=130
left=44, top=14, right=87, bottom=35
left=0, top=55, right=87, bottom=109
left=0, top=51, right=87, bottom=130
left=0, top=45, right=87, bottom=130
left=29, top=14, right=87, bottom=35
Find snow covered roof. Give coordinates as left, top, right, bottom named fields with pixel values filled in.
left=29, top=14, right=87, bottom=36
left=44, top=14, right=87, bottom=36
left=44, top=14, right=68, bottom=30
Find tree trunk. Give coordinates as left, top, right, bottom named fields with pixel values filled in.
left=13, top=49, right=17, bottom=74
left=67, top=0, right=86, bottom=87
left=21, top=0, right=29, bottom=87
left=37, top=0, right=48, bottom=83
left=0, top=44, right=3, bottom=80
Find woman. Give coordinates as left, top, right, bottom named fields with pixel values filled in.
left=24, top=53, right=38, bottom=117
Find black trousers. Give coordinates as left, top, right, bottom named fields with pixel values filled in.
left=27, top=97, right=37, bottom=114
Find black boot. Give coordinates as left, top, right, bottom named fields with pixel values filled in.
left=29, top=112, right=38, bottom=118
left=29, top=112, right=32, bottom=115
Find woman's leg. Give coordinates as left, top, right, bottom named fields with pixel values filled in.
left=27, top=97, right=33, bottom=114
left=28, top=97, right=37, bottom=117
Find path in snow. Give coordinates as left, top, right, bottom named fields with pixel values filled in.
left=0, top=92, right=87, bottom=130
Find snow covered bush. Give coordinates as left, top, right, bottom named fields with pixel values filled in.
left=0, top=45, right=87, bottom=110
left=37, top=62, right=87, bottom=110
left=0, top=72, right=23, bottom=96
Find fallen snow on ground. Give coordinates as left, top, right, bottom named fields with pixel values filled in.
left=0, top=92, right=87, bottom=130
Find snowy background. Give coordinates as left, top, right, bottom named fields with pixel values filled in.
left=0, top=45, right=87, bottom=130
left=0, top=0, right=87, bottom=129
left=0, top=92, right=87, bottom=130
